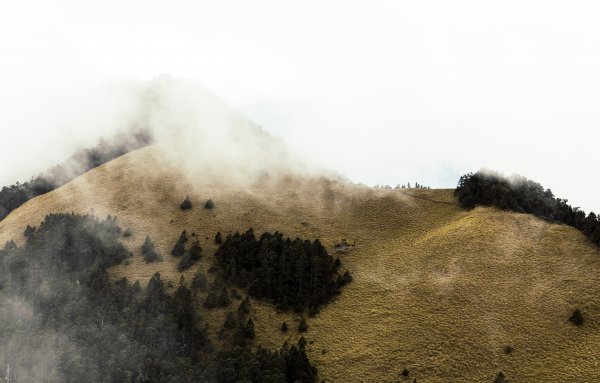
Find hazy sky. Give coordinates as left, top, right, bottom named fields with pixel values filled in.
left=1, top=0, right=600, bottom=212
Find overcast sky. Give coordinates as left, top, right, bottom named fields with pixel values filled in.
left=1, top=0, right=600, bottom=212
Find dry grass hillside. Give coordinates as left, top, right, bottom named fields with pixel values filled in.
left=1, top=145, right=600, bottom=382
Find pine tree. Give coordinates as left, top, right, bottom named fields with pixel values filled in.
left=215, top=231, right=223, bottom=244
left=171, top=230, right=188, bottom=257
left=180, top=195, right=193, bottom=210
left=141, top=236, right=161, bottom=263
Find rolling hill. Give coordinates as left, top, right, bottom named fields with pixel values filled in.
left=1, top=144, right=600, bottom=382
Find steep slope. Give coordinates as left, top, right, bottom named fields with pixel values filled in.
left=1, top=145, right=600, bottom=382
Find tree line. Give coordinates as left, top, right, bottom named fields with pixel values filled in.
left=0, top=128, right=152, bottom=222
left=455, top=170, right=600, bottom=245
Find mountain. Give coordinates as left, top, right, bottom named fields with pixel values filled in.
left=2, top=139, right=600, bottom=381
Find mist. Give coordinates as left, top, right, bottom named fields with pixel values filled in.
left=2, top=0, right=600, bottom=212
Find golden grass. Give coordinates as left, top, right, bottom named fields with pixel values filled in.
left=2, top=145, right=600, bottom=382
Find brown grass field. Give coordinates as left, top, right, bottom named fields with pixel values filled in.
left=1, top=145, right=600, bottom=382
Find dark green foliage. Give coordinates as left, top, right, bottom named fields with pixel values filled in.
left=205, top=199, right=215, bottom=209
left=224, top=312, right=237, bottom=329
left=204, top=290, right=218, bottom=308
left=455, top=171, right=600, bottom=247
left=243, top=318, right=255, bottom=339
left=215, top=231, right=223, bottom=244
left=570, top=308, right=584, bottom=326
left=177, top=239, right=202, bottom=271
left=0, top=214, right=213, bottom=382
left=210, top=339, right=317, bottom=383
left=141, top=235, right=161, bottom=262
left=214, top=229, right=349, bottom=311
left=238, top=296, right=252, bottom=317
left=171, top=230, right=188, bottom=256
left=298, top=317, right=308, bottom=333
left=281, top=321, right=289, bottom=332
left=0, top=214, right=319, bottom=382
left=0, top=129, right=151, bottom=222
left=192, top=268, right=208, bottom=290
left=494, top=371, right=505, bottom=383
left=23, top=224, right=34, bottom=237
left=180, top=195, right=193, bottom=210
left=402, top=368, right=410, bottom=377
left=504, top=345, right=514, bottom=355
left=218, top=286, right=230, bottom=307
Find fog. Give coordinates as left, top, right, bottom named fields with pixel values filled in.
left=1, top=0, right=600, bottom=212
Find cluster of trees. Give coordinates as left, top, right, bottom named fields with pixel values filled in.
left=170, top=230, right=202, bottom=271
left=0, top=214, right=318, bottom=382
left=455, top=171, right=600, bottom=246
left=214, top=229, right=351, bottom=312
left=0, top=129, right=152, bottom=222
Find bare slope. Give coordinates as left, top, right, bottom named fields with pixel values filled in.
left=1, top=145, right=600, bottom=382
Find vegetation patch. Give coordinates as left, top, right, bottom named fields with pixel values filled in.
left=456, top=170, right=600, bottom=246
left=214, top=229, right=351, bottom=311
left=0, top=214, right=318, bottom=382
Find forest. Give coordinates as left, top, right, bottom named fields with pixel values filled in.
left=0, top=128, right=151, bottom=222
left=214, top=229, right=351, bottom=312
left=0, top=214, right=317, bottom=382
left=455, top=170, right=600, bottom=246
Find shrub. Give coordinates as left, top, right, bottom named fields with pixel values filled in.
left=402, top=368, right=410, bottom=377
left=123, top=228, right=132, bottom=237
left=204, top=199, right=214, bottom=209
left=281, top=321, right=288, bottom=332
left=215, top=231, right=223, bottom=244
left=570, top=308, right=584, bottom=326
left=494, top=371, right=505, bottom=383
left=180, top=195, right=192, bottom=210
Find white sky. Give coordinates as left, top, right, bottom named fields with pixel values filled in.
left=1, top=0, right=600, bottom=212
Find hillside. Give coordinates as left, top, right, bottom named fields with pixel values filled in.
left=2, top=145, right=600, bottom=382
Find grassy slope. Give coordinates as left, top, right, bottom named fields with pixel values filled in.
left=1, top=145, right=600, bottom=382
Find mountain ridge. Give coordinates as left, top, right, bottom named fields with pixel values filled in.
left=2, top=144, right=600, bottom=382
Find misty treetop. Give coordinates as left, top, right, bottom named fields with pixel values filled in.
left=455, top=170, right=600, bottom=245
left=214, top=229, right=351, bottom=311
left=0, top=128, right=152, bottom=222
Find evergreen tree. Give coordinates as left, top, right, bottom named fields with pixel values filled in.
left=171, top=230, right=188, bottom=257
left=215, top=231, right=223, bottom=244
left=180, top=195, right=193, bottom=210
left=204, top=199, right=215, bottom=209
left=141, top=236, right=161, bottom=263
